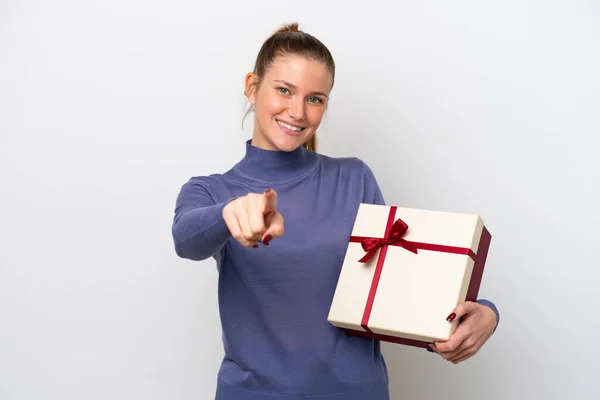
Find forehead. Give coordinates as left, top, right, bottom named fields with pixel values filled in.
left=265, top=55, right=333, bottom=92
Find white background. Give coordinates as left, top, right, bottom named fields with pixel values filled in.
left=1, top=1, right=599, bottom=399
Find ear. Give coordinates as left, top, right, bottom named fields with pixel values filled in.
left=244, top=73, right=259, bottom=105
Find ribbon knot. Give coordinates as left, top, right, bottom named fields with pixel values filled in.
left=358, top=218, right=418, bottom=263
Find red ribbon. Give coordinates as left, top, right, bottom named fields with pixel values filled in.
left=356, top=219, right=418, bottom=263
left=348, top=206, right=477, bottom=334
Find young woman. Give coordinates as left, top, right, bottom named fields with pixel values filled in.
left=172, top=23, right=500, bottom=400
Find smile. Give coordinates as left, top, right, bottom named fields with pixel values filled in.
left=276, top=120, right=305, bottom=132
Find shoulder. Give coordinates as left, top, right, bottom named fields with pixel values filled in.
left=179, top=173, right=225, bottom=190
left=176, top=173, right=231, bottom=200
left=318, top=153, right=369, bottom=171
left=317, top=152, right=385, bottom=204
left=317, top=153, right=376, bottom=179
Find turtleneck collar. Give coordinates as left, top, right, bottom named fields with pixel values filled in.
left=232, top=140, right=319, bottom=183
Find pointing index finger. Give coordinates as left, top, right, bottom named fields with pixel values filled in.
left=263, top=189, right=277, bottom=214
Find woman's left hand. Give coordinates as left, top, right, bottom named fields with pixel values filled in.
left=429, top=301, right=497, bottom=364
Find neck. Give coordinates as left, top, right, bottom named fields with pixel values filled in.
left=233, top=140, right=319, bottom=183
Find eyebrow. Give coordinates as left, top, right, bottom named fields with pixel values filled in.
left=274, top=80, right=329, bottom=98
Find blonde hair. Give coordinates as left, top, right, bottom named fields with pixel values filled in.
left=244, top=23, right=335, bottom=152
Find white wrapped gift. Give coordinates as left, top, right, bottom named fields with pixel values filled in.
left=327, top=204, right=492, bottom=348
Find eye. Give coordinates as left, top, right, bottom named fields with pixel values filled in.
left=308, top=97, right=323, bottom=104
left=277, top=87, right=290, bottom=95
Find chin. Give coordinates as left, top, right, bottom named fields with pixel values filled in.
left=270, top=135, right=306, bottom=152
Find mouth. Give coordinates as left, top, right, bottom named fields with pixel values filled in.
left=276, top=119, right=306, bottom=135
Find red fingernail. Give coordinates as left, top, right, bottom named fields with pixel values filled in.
left=263, top=234, right=272, bottom=245
left=264, top=189, right=273, bottom=195
left=253, top=244, right=259, bottom=248
left=446, top=312, right=457, bottom=322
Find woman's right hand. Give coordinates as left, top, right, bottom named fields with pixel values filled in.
left=222, top=189, right=284, bottom=248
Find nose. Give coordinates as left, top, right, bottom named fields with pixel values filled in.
left=287, top=96, right=305, bottom=121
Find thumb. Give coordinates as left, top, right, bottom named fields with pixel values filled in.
left=446, top=301, right=477, bottom=322
left=263, top=189, right=277, bottom=215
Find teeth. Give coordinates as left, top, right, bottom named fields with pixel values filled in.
left=277, top=120, right=302, bottom=131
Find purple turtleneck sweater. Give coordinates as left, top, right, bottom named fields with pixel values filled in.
left=172, top=141, right=499, bottom=400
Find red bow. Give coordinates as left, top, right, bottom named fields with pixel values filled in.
left=358, top=219, right=418, bottom=263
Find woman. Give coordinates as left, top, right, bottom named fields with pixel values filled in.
left=172, top=23, right=499, bottom=400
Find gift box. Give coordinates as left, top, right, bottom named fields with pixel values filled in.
left=327, top=204, right=492, bottom=348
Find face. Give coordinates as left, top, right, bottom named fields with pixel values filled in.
left=245, top=54, right=333, bottom=152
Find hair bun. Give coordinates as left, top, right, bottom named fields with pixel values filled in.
left=273, top=22, right=301, bottom=35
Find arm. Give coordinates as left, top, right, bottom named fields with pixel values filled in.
left=476, top=298, right=500, bottom=331
left=171, top=177, right=234, bottom=261
left=362, top=159, right=501, bottom=329
left=361, top=160, right=386, bottom=206
left=361, top=159, right=501, bottom=362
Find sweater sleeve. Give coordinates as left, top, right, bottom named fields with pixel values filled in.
left=361, top=161, right=386, bottom=206
left=171, top=177, right=235, bottom=261
left=476, top=299, right=500, bottom=331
